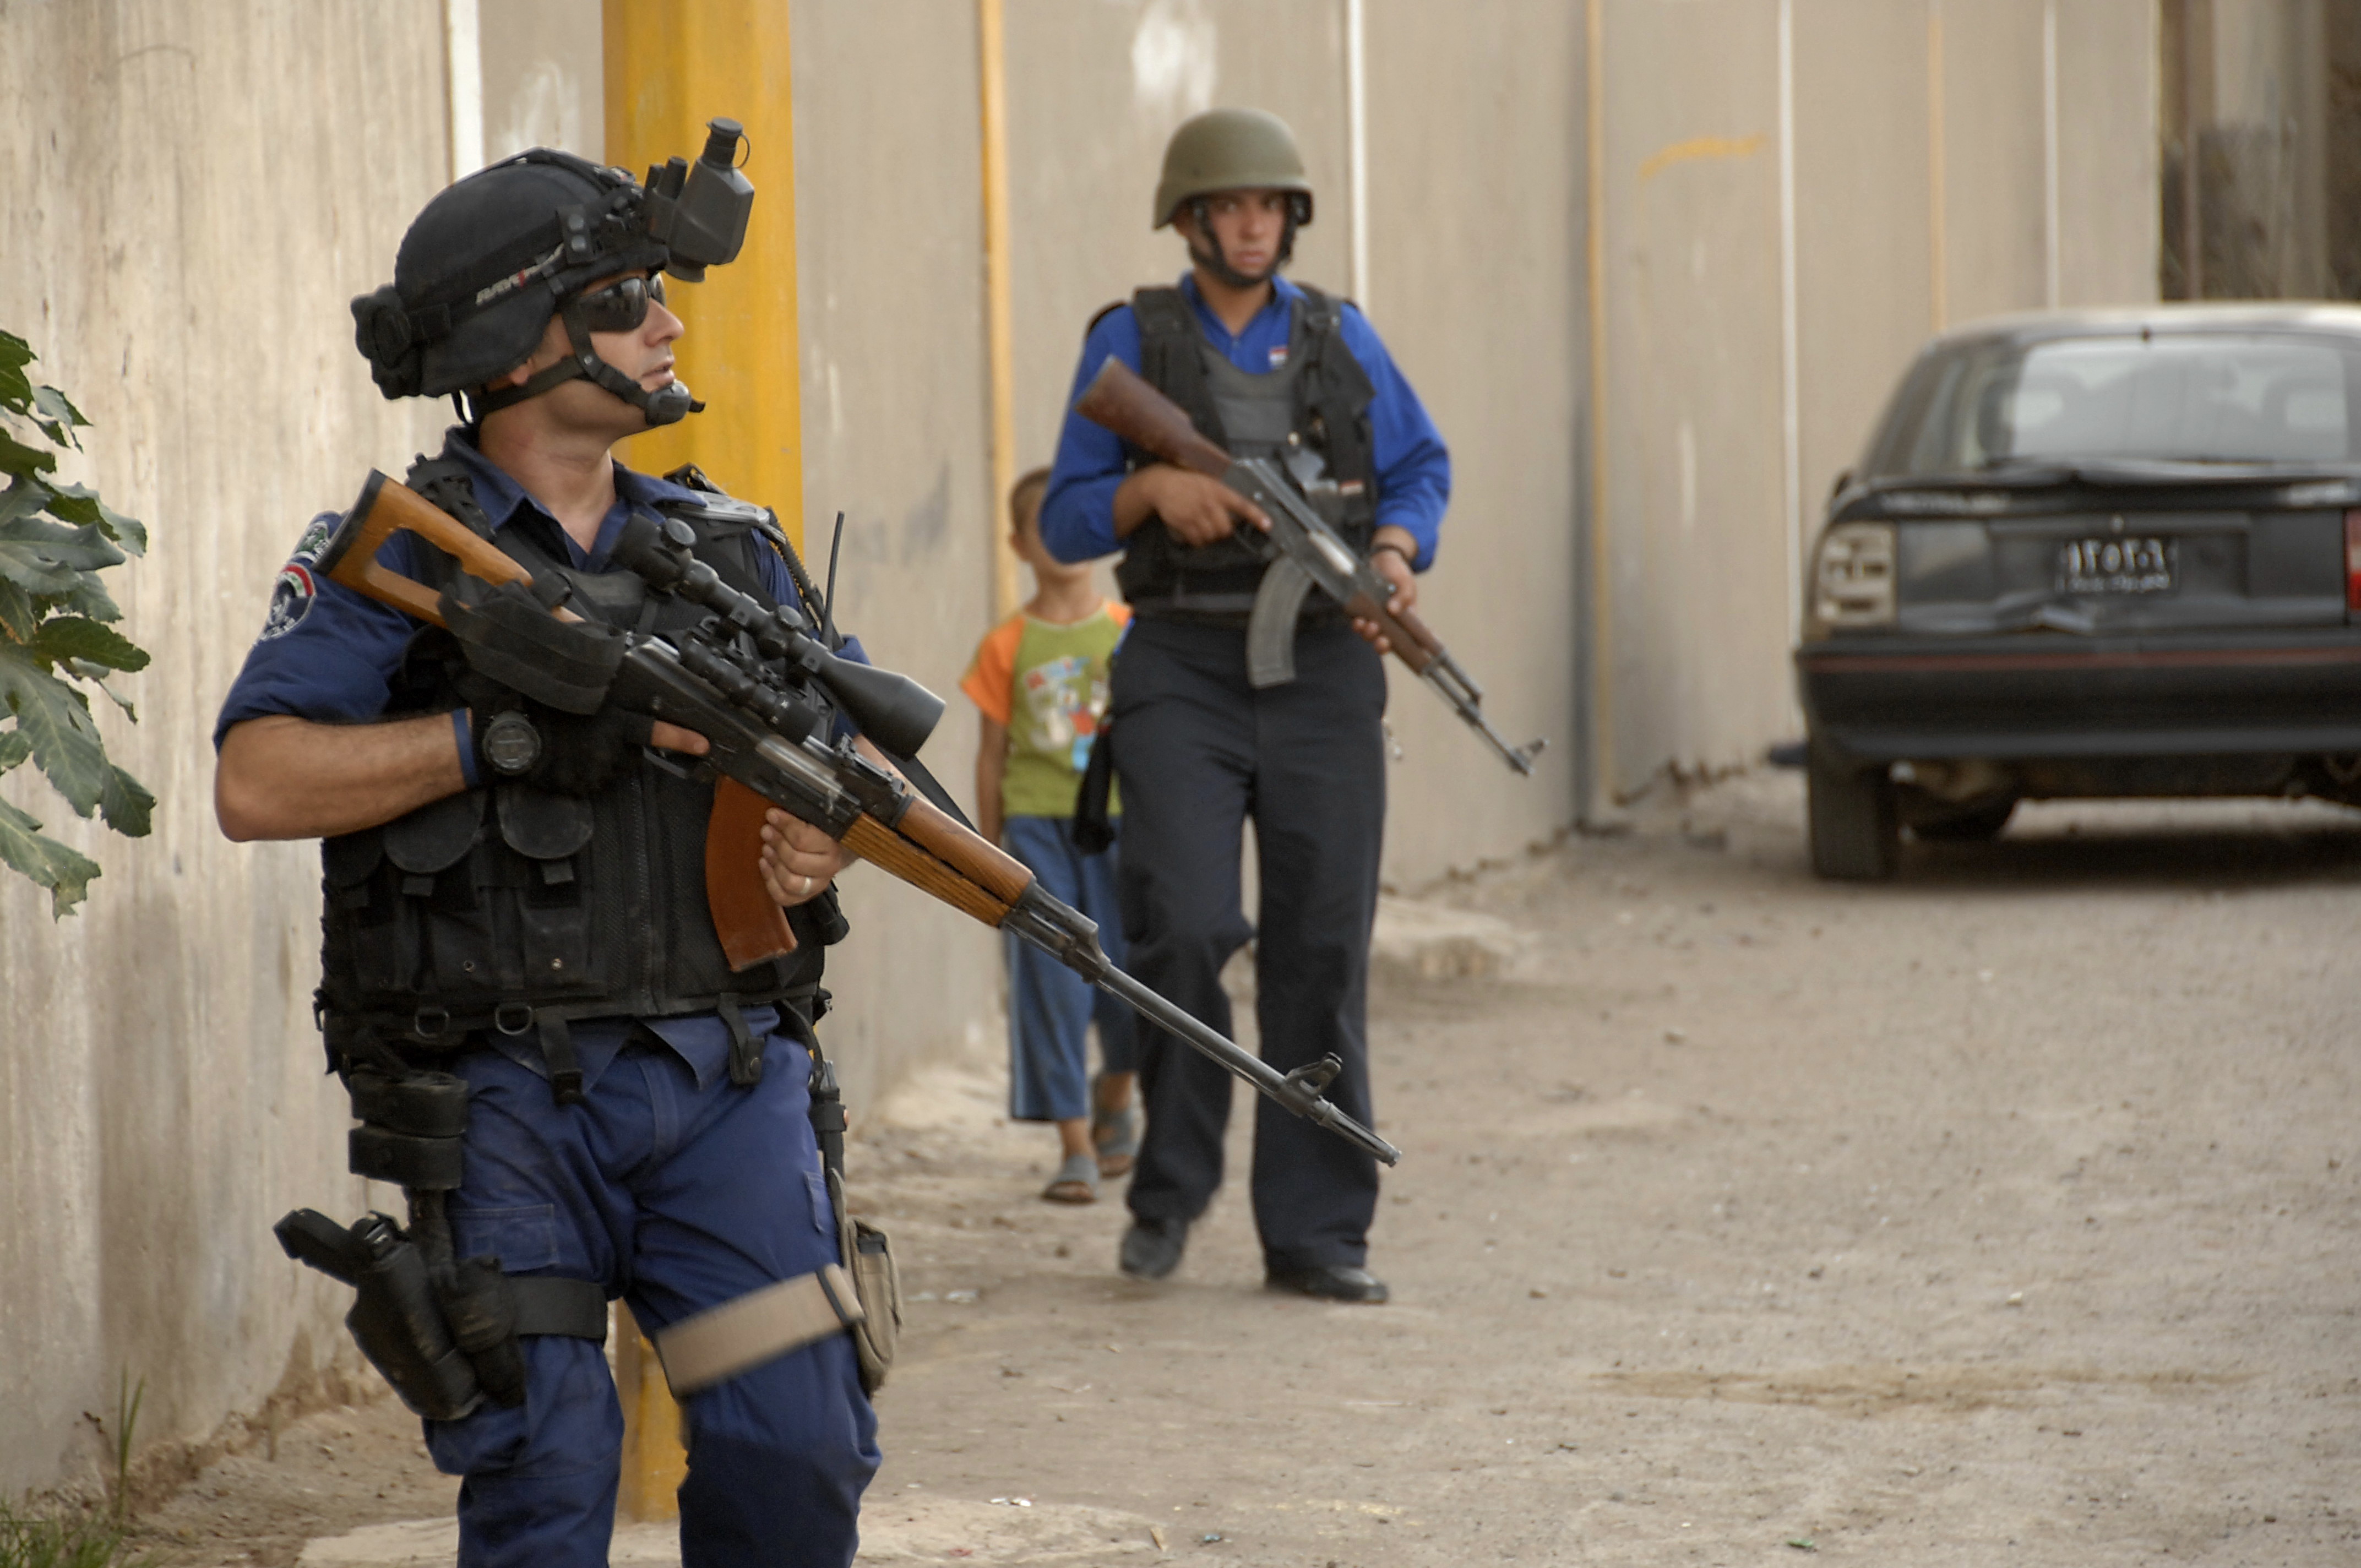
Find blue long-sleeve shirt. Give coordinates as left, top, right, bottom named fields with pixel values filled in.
left=1040, top=274, right=1451, bottom=570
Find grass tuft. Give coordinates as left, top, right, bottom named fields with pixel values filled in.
left=0, top=1505, right=149, bottom=1568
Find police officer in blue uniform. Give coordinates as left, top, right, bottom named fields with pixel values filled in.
left=215, top=145, right=877, bottom=1567
left=1041, top=108, right=1450, bottom=1303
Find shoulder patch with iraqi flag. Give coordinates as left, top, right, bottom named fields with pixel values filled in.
left=259, top=512, right=338, bottom=640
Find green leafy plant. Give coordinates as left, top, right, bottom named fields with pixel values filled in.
left=0, top=329, right=154, bottom=917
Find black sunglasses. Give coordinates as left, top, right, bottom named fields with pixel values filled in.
left=572, top=273, right=667, bottom=333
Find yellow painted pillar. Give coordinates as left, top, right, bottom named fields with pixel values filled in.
left=977, top=0, right=1022, bottom=617
left=604, top=0, right=806, bottom=549
left=612, top=1303, right=687, bottom=1521
left=601, top=2, right=803, bottom=1518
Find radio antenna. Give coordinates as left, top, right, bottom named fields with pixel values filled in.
left=821, top=509, right=846, bottom=647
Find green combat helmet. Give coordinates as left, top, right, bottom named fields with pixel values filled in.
left=1153, top=108, right=1313, bottom=287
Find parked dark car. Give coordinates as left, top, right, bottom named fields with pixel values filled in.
left=1794, top=304, right=2361, bottom=879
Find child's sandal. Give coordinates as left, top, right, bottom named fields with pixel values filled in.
left=1042, top=1151, right=1099, bottom=1204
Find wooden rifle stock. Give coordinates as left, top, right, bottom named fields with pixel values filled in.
left=1073, top=358, right=1232, bottom=478
left=322, top=472, right=794, bottom=972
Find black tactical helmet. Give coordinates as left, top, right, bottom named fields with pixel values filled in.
left=352, top=122, right=753, bottom=426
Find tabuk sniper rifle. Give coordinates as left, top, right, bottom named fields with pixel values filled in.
left=1075, top=357, right=1544, bottom=776
left=315, top=474, right=1400, bottom=1167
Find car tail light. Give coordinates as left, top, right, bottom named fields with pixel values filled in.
left=2346, top=510, right=2361, bottom=611
left=1810, top=521, right=1897, bottom=632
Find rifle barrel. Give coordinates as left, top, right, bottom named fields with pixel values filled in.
left=1084, top=960, right=1402, bottom=1167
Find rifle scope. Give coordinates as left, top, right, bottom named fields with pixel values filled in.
left=612, top=511, right=945, bottom=759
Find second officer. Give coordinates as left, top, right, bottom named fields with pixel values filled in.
left=1038, top=107, right=1450, bottom=1303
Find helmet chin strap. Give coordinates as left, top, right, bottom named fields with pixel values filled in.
left=474, top=295, right=703, bottom=426
left=1184, top=198, right=1299, bottom=291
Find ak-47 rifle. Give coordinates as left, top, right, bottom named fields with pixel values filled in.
left=1075, top=357, right=1544, bottom=776
left=315, top=473, right=1400, bottom=1167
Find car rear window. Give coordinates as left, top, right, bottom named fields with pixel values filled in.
left=1865, top=333, right=2361, bottom=475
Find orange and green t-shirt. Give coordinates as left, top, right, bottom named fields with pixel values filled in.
left=960, top=601, right=1130, bottom=819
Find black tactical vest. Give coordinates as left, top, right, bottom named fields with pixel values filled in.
left=314, top=458, right=839, bottom=1063
left=1113, top=282, right=1378, bottom=616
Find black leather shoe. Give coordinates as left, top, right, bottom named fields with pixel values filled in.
left=1119, top=1216, right=1189, bottom=1281
left=1265, top=1264, right=1390, bottom=1304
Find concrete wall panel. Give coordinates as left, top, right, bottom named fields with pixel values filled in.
left=479, top=0, right=606, bottom=165
left=1941, top=0, right=2050, bottom=327
left=2058, top=1, right=2159, bottom=307
left=0, top=0, right=449, bottom=1498
left=1596, top=0, right=1790, bottom=793
left=786, top=0, right=1004, bottom=1108
left=1357, top=1, right=1585, bottom=880
left=1793, top=0, right=1939, bottom=531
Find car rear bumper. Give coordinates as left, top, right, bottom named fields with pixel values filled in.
left=1796, top=630, right=2361, bottom=762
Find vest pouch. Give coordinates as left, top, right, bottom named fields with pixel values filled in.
left=384, top=791, right=493, bottom=1005
left=322, top=830, right=402, bottom=995
left=496, top=785, right=599, bottom=996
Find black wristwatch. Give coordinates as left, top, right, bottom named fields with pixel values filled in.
left=478, top=710, right=543, bottom=777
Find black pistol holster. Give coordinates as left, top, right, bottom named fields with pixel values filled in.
left=276, top=1062, right=605, bottom=1421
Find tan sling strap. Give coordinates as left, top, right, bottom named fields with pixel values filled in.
left=651, top=1264, right=864, bottom=1397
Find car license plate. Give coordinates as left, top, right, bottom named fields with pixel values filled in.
left=2057, top=536, right=2175, bottom=595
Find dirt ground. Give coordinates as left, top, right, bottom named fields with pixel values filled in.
left=134, top=774, right=2361, bottom=1566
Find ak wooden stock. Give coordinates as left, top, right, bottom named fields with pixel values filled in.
left=841, top=814, right=1014, bottom=925
left=323, top=471, right=786, bottom=967
left=323, top=471, right=535, bottom=626
left=1074, top=358, right=1232, bottom=479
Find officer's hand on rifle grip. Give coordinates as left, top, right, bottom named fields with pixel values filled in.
left=759, top=806, right=851, bottom=908
left=1120, top=465, right=1269, bottom=547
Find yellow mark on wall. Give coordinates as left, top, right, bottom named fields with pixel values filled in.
left=1637, top=133, right=1766, bottom=184
left=978, top=0, right=1022, bottom=618
left=605, top=0, right=805, bottom=548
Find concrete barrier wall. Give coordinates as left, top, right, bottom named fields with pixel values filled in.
left=0, top=0, right=451, bottom=1498
left=1593, top=0, right=2157, bottom=800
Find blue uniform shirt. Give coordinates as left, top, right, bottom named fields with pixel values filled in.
left=216, top=427, right=857, bottom=1091
left=1040, top=273, right=1451, bottom=570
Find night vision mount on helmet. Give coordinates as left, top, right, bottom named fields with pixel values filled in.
left=351, top=117, right=755, bottom=428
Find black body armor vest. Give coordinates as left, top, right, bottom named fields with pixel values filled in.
left=1113, top=283, right=1378, bottom=616
left=315, top=457, right=840, bottom=1061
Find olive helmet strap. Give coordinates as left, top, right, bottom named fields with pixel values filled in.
left=1181, top=193, right=1307, bottom=291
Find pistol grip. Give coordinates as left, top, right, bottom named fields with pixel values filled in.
left=707, top=776, right=798, bottom=971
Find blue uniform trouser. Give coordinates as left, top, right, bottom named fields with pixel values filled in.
left=1001, top=814, right=1138, bottom=1123
left=423, top=1035, right=879, bottom=1568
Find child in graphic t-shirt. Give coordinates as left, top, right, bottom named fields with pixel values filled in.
left=962, top=469, right=1139, bottom=1203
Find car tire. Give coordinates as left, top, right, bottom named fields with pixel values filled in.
left=1909, top=796, right=2016, bottom=842
left=1807, top=744, right=1898, bottom=880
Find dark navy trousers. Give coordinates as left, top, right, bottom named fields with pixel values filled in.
left=423, top=1035, right=879, bottom=1568
left=1108, top=616, right=1386, bottom=1270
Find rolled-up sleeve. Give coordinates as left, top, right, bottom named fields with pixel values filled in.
left=1339, top=305, right=1451, bottom=571
left=1040, top=308, right=1146, bottom=564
